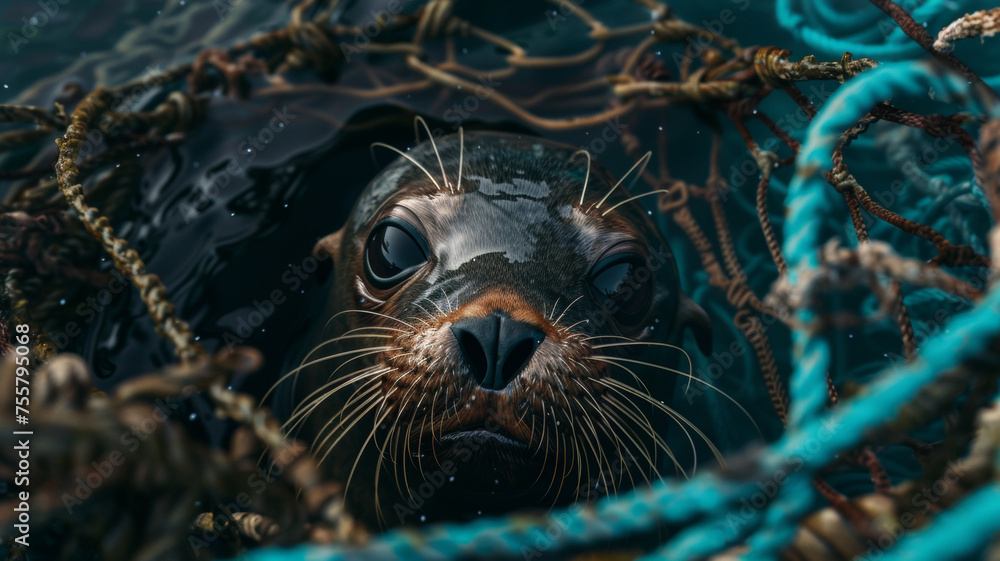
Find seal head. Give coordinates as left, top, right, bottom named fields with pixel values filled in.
left=281, top=131, right=711, bottom=527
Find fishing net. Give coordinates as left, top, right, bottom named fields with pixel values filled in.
left=1, top=0, right=999, bottom=559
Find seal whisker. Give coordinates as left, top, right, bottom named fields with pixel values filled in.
left=599, top=405, right=660, bottom=485
left=385, top=372, right=428, bottom=503
left=371, top=142, right=443, bottom=192
left=567, top=149, right=592, bottom=206
left=547, top=297, right=561, bottom=321
left=438, top=287, right=454, bottom=312
left=572, top=380, right=627, bottom=495
left=591, top=354, right=758, bottom=436
left=547, top=433, right=571, bottom=513
left=410, top=304, right=437, bottom=325
left=603, top=393, right=673, bottom=478
left=265, top=345, right=396, bottom=405
left=284, top=368, right=385, bottom=433
left=596, top=367, right=694, bottom=462
left=592, top=151, right=652, bottom=211
left=562, top=402, right=586, bottom=503
left=342, top=408, right=394, bottom=514
left=591, top=339, right=695, bottom=393
left=570, top=398, right=610, bottom=499
left=413, top=116, right=451, bottom=192
left=456, top=126, right=464, bottom=192
left=598, top=387, right=671, bottom=476
left=598, top=376, right=718, bottom=471
left=314, top=392, right=382, bottom=466
left=562, top=318, right=590, bottom=332
left=284, top=365, right=383, bottom=422
left=319, top=379, right=382, bottom=439
left=424, top=296, right=447, bottom=317
left=532, top=401, right=552, bottom=487
left=333, top=308, right=418, bottom=331
left=600, top=189, right=670, bottom=217
left=553, top=295, right=584, bottom=327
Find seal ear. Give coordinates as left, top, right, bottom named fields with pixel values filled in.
left=677, top=295, right=712, bottom=356
left=313, top=229, right=343, bottom=284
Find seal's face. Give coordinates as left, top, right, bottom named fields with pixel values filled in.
left=285, top=131, right=710, bottom=527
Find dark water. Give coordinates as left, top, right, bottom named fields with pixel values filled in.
left=3, top=0, right=995, bottom=490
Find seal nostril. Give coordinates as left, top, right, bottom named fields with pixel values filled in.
left=500, top=338, right=538, bottom=386
left=458, top=330, right=489, bottom=385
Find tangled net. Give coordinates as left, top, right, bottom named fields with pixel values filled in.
left=1, top=1, right=999, bottom=560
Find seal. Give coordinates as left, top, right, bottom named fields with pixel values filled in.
left=275, top=127, right=714, bottom=529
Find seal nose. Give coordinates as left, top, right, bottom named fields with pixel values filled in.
left=451, top=313, right=545, bottom=391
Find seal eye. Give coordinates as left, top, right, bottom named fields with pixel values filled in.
left=590, top=253, right=652, bottom=324
left=364, top=218, right=429, bottom=288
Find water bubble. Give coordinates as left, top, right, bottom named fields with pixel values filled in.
left=59, top=299, right=66, bottom=305
left=420, top=515, right=426, bottom=522
left=189, top=413, right=197, bottom=420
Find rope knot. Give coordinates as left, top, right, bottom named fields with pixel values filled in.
left=753, top=46, right=791, bottom=87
